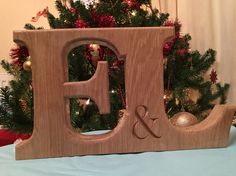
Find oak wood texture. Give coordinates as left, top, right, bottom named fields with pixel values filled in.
left=13, top=27, right=236, bottom=160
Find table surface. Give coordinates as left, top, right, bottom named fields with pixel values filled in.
left=1, top=127, right=236, bottom=176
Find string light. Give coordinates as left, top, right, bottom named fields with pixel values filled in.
left=163, top=95, right=167, bottom=100
left=86, top=98, right=91, bottom=105
left=131, top=11, right=137, bottom=16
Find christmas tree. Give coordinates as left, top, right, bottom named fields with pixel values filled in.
left=0, top=0, right=229, bottom=133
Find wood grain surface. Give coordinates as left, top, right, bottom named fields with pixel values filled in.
left=13, top=27, right=236, bottom=160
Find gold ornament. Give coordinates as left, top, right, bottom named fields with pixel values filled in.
left=23, top=58, right=32, bottom=71
left=170, top=112, right=198, bottom=127
left=89, top=44, right=100, bottom=57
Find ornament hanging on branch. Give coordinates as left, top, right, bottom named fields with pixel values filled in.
left=89, top=44, right=100, bottom=57
left=87, top=44, right=103, bottom=66
left=23, top=57, right=32, bottom=71
left=170, top=112, right=198, bottom=127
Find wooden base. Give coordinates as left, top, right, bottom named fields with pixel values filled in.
left=13, top=27, right=236, bottom=160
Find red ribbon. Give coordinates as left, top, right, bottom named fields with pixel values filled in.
left=31, top=7, right=48, bottom=22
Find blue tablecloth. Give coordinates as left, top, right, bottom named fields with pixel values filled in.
left=1, top=127, right=236, bottom=176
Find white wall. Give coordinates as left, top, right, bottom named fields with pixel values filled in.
left=159, top=0, right=236, bottom=103
left=0, top=0, right=58, bottom=72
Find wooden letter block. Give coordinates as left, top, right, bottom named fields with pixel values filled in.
left=13, top=27, right=236, bottom=160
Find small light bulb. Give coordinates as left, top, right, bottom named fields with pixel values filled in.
left=86, top=98, right=90, bottom=105
left=131, top=11, right=137, bottom=16
left=111, top=90, right=115, bottom=93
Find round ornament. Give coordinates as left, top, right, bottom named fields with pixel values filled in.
left=89, top=44, right=100, bottom=57
left=170, top=112, right=198, bottom=127
left=23, top=59, right=32, bottom=71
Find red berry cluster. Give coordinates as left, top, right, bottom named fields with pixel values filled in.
left=9, top=45, right=29, bottom=65
left=98, top=15, right=116, bottom=27
left=163, top=20, right=189, bottom=57
left=75, top=19, right=89, bottom=28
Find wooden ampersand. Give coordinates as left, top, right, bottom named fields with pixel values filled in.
left=133, top=105, right=161, bottom=139
left=14, top=27, right=236, bottom=160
